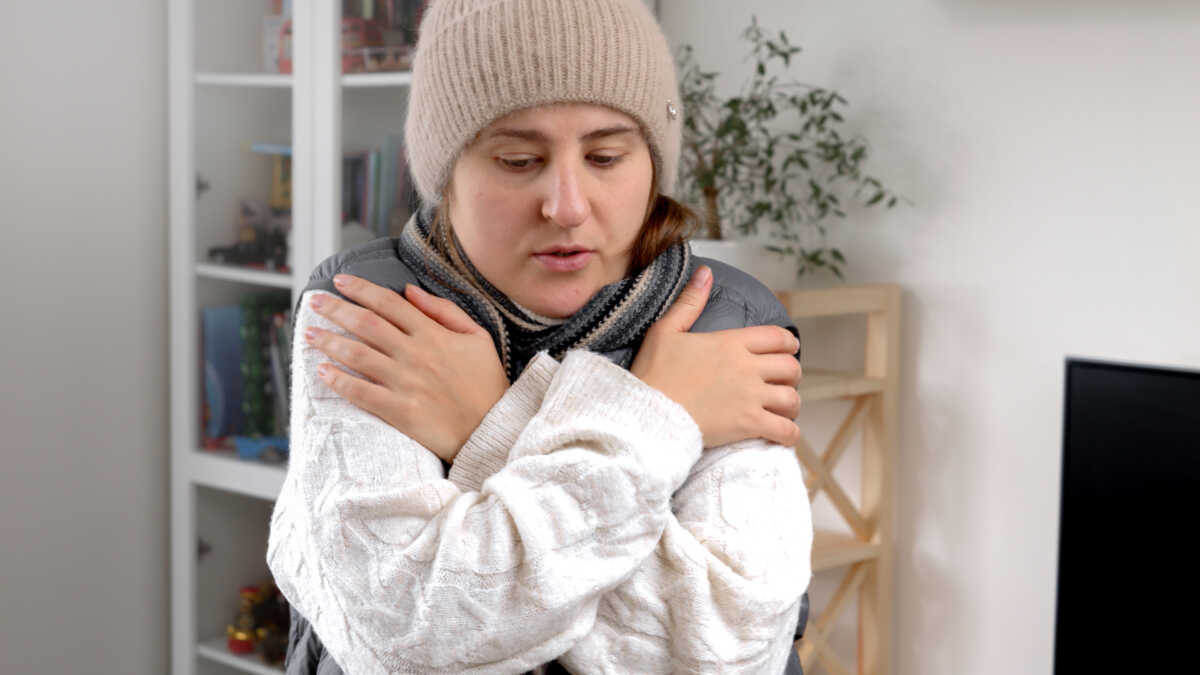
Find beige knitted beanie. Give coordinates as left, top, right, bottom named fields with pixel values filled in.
left=403, top=0, right=682, bottom=206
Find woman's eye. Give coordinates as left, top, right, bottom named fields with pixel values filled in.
left=589, top=154, right=622, bottom=167
left=498, top=157, right=540, bottom=170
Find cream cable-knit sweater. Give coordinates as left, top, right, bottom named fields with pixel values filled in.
left=266, top=291, right=813, bottom=674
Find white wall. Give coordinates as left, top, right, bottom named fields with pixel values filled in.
left=660, top=1, right=1200, bottom=674
left=0, top=1, right=168, bottom=673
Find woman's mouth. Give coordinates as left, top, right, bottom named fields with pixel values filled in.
left=533, top=248, right=595, bottom=272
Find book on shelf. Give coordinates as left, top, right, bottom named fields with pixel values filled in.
left=342, top=1, right=429, bottom=41
left=349, top=150, right=370, bottom=229
left=251, top=143, right=292, bottom=156
left=365, top=149, right=378, bottom=234
left=377, top=134, right=401, bottom=237
left=202, top=306, right=245, bottom=441
left=201, top=294, right=292, bottom=460
left=271, top=157, right=292, bottom=211
left=268, top=311, right=292, bottom=438
left=264, top=1, right=295, bottom=74
left=344, top=135, right=415, bottom=237
left=249, top=144, right=294, bottom=213
left=263, top=15, right=286, bottom=73
left=250, top=137, right=416, bottom=241
left=342, top=154, right=361, bottom=225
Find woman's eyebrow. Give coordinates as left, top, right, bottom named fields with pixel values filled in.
left=580, top=125, right=638, bottom=141
left=484, top=125, right=638, bottom=143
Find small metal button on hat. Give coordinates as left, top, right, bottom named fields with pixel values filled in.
left=666, top=100, right=678, bottom=120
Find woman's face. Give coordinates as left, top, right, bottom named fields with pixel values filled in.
left=446, top=103, right=654, bottom=319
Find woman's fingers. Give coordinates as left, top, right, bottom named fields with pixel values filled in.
left=761, top=384, right=802, bottom=421
left=738, top=324, right=801, bottom=355
left=314, top=357, right=403, bottom=423
left=652, top=265, right=713, bottom=334
left=759, top=353, right=804, bottom=386
left=754, top=408, right=802, bottom=447
left=330, top=274, right=431, bottom=337
left=306, top=282, right=507, bottom=465
left=310, top=291, right=405, bottom=356
left=404, top=284, right=485, bottom=335
left=329, top=274, right=487, bottom=338
left=305, top=326, right=399, bottom=387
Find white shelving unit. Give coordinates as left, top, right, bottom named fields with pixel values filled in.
left=194, top=72, right=413, bottom=88
left=195, top=73, right=294, bottom=88
left=170, top=2, right=664, bottom=673
left=188, top=449, right=287, bottom=502
left=195, top=263, right=293, bottom=289
left=168, top=1, right=413, bottom=673
left=196, top=637, right=287, bottom=675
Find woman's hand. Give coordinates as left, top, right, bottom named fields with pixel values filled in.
left=631, top=266, right=803, bottom=448
left=304, top=274, right=509, bottom=464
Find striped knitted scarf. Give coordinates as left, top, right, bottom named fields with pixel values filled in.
left=396, top=206, right=695, bottom=383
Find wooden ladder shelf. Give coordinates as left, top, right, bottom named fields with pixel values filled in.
left=775, top=284, right=901, bottom=675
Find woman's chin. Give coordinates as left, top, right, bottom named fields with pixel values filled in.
left=523, top=298, right=587, bottom=320
left=513, top=284, right=597, bottom=319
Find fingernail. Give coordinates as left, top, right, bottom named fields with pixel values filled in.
left=305, top=326, right=319, bottom=342
left=317, top=364, right=330, bottom=378
left=333, top=274, right=351, bottom=290
left=310, top=295, right=326, bottom=310
left=406, top=283, right=427, bottom=298
left=689, top=265, right=711, bottom=289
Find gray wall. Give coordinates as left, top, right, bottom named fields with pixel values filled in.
left=0, top=1, right=168, bottom=673
left=660, top=1, right=1200, bottom=674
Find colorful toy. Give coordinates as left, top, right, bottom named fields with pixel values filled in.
left=232, top=435, right=289, bottom=464
left=224, top=581, right=291, bottom=663
left=252, top=581, right=291, bottom=665
left=226, top=585, right=260, bottom=654
left=207, top=199, right=289, bottom=272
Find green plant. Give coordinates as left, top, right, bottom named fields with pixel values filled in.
left=676, top=16, right=903, bottom=279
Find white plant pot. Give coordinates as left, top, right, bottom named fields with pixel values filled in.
left=688, top=238, right=799, bottom=291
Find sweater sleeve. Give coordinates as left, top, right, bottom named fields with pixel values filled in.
left=266, top=291, right=704, bottom=675
left=444, top=350, right=557, bottom=493
left=446, top=406, right=813, bottom=673
left=559, top=439, right=812, bottom=674
left=430, top=358, right=813, bottom=673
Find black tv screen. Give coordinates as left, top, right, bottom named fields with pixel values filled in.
left=1055, top=358, right=1200, bottom=673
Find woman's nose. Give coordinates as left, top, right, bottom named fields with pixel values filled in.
left=541, top=159, right=590, bottom=228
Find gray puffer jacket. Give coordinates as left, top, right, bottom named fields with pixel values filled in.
left=280, top=237, right=809, bottom=674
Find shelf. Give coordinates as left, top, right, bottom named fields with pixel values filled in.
left=196, top=636, right=284, bottom=675
left=196, top=263, right=293, bottom=289
left=797, top=369, right=885, bottom=403
left=195, top=71, right=413, bottom=89
left=189, top=449, right=286, bottom=502
left=343, top=71, right=413, bottom=88
left=196, top=73, right=292, bottom=88
left=811, top=529, right=881, bottom=572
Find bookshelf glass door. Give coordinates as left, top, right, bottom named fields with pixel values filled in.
left=196, top=0, right=295, bottom=84
left=183, top=3, right=298, bottom=673
left=193, top=0, right=294, bottom=462
left=338, top=1, right=423, bottom=254
left=194, top=0, right=295, bottom=281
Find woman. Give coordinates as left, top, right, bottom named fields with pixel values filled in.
left=266, top=1, right=813, bottom=673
